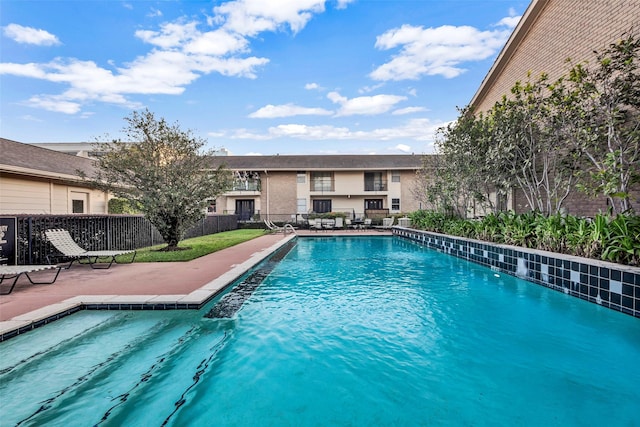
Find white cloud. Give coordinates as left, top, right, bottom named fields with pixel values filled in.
left=496, top=16, right=521, bottom=28
left=305, top=82, right=320, bottom=90
left=358, top=83, right=384, bottom=94
left=3, top=24, right=61, bottom=46
left=213, top=0, right=326, bottom=37
left=327, top=91, right=407, bottom=116
left=370, top=22, right=514, bottom=81
left=0, top=0, right=351, bottom=114
left=335, top=0, right=355, bottom=9
left=249, top=103, right=333, bottom=118
left=26, top=95, right=82, bottom=114
left=395, top=143, right=411, bottom=152
left=1, top=20, right=268, bottom=113
left=393, top=106, right=427, bottom=115
left=135, top=21, right=200, bottom=49
left=148, top=7, right=163, bottom=18
left=215, top=117, right=445, bottom=146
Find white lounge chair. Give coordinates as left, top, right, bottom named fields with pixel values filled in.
left=0, top=264, right=62, bottom=295
left=334, top=217, right=344, bottom=229
left=311, top=219, right=324, bottom=232
left=322, top=218, right=336, bottom=231
left=263, top=219, right=296, bottom=234
left=375, top=217, right=396, bottom=230
left=45, top=229, right=137, bottom=269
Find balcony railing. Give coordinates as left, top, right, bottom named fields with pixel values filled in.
left=310, top=179, right=335, bottom=192
left=232, top=179, right=261, bottom=191
left=364, top=180, right=388, bottom=191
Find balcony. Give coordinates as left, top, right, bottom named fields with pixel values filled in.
left=230, top=179, right=261, bottom=193
left=364, top=180, right=388, bottom=192
left=310, top=179, right=335, bottom=192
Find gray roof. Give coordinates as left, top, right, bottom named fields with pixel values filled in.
left=208, top=154, right=425, bottom=171
left=1, top=139, right=427, bottom=179
left=0, top=138, right=97, bottom=179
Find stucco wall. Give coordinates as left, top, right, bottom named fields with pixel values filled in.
left=0, top=174, right=108, bottom=214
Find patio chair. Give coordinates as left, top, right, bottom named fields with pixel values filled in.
left=334, top=217, right=344, bottom=229
left=311, top=219, right=324, bottom=232
left=375, top=217, right=396, bottom=230
left=322, top=218, right=335, bottom=231
left=363, top=218, right=372, bottom=229
left=45, top=229, right=137, bottom=269
left=263, top=219, right=296, bottom=234
left=0, top=264, right=62, bottom=295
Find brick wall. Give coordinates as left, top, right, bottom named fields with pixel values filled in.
left=475, top=0, right=640, bottom=112
left=475, top=0, right=640, bottom=217
left=264, top=172, right=298, bottom=217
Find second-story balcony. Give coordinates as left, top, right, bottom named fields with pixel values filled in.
left=364, top=179, right=388, bottom=192
left=231, top=179, right=261, bottom=192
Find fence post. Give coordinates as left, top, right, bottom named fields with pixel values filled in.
left=27, top=217, right=33, bottom=265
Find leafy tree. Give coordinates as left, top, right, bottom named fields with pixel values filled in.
left=87, top=109, right=233, bottom=250
left=430, top=107, right=502, bottom=217
left=108, top=197, right=142, bottom=214
left=566, top=32, right=640, bottom=213
left=488, top=73, right=580, bottom=215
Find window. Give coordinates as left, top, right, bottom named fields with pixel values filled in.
left=497, top=193, right=508, bottom=212
left=391, top=171, right=401, bottom=183
left=313, top=199, right=332, bottom=213
left=310, top=172, right=334, bottom=191
left=392, top=198, right=400, bottom=210
left=297, top=172, right=306, bottom=184
left=72, top=199, right=84, bottom=213
left=364, top=199, right=383, bottom=210
left=297, top=198, right=307, bottom=213
left=70, top=191, right=88, bottom=213
left=364, top=172, right=387, bottom=191
left=207, top=200, right=217, bottom=213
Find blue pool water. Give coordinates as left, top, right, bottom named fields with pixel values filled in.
left=1, top=236, right=639, bottom=426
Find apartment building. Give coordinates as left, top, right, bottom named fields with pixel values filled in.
left=208, top=155, right=423, bottom=222
left=0, top=138, right=108, bottom=215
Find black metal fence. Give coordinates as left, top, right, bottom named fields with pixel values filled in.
left=13, top=214, right=237, bottom=265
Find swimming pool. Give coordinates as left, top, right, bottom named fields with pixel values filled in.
left=1, top=236, right=639, bottom=426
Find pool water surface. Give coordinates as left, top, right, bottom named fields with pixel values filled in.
left=1, top=236, right=639, bottom=426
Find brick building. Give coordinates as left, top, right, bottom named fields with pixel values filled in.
left=208, top=155, right=423, bottom=223
left=470, top=0, right=640, bottom=215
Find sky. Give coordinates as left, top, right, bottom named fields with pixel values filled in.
left=0, top=0, right=529, bottom=155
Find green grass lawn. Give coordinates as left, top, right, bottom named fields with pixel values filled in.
left=125, top=229, right=267, bottom=262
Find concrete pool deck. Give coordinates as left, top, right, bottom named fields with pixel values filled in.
left=0, top=229, right=390, bottom=339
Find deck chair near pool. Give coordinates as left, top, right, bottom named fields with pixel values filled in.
left=311, top=219, right=324, bottom=232
left=0, top=265, right=62, bottom=295
left=263, top=219, right=297, bottom=234
left=375, top=217, right=396, bottom=230
left=45, top=229, right=137, bottom=269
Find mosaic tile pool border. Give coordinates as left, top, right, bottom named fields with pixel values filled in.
left=393, top=227, right=640, bottom=318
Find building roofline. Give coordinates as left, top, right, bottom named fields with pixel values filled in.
left=468, top=0, right=549, bottom=110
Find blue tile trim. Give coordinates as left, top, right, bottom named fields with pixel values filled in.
left=393, top=227, right=640, bottom=319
